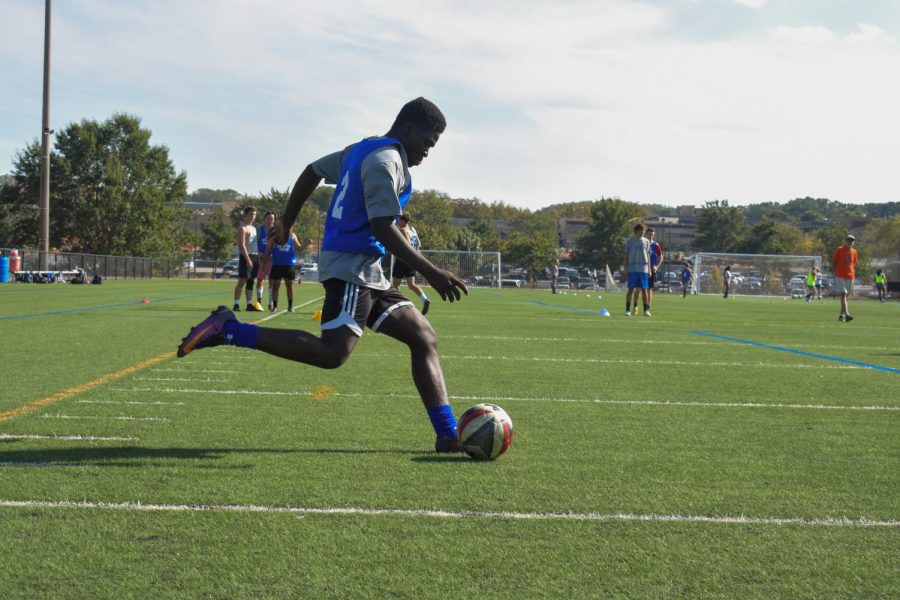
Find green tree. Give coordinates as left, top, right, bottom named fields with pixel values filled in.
left=743, top=219, right=806, bottom=255
left=694, top=200, right=748, bottom=252
left=407, top=190, right=454, bottom=250
left=864, top=216, right=900, bottom=260
left=502, top=229, right=557, bottom=283
left=572, top=198, right=643, bottom=272
left=2, top=113, right=190, bottom=256
left=200, top=209, right=234, bottom=260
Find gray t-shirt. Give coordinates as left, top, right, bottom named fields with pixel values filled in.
left=311, top=140, right=411, bottom=290
left=625, top=236, right=650, bottom=273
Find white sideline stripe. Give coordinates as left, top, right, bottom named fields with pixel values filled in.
left=108, top=387, right=898, bottom=411
left=133, top=377, right=217, bottom=382
left=151, top=368, right=234, bottom=374
left=375, top=354, right=867, bottom=371
left=75, top=400, right=184, bottom=406
left=0, top=433, right=138, bottom=441
left=443, top=335, right=898, bottom=352
left=0, top=499, right=894, bottom=528
left=0, top=462, right=92, bottom=468
left=40, top=414, right=169, bottom=422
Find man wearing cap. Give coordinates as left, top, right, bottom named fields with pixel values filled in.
left=832, top=235, right=858, bottom=322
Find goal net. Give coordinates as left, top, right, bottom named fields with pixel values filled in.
left=388, top=250, right=503, bottom=288
left=690, top=253, right=823, bottom=297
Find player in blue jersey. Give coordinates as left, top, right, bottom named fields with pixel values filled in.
left=265, top=220, right=305, bottom=312
left=178, top=98, right=469, bottom=452
left=256, top=211, right=276, bottom=310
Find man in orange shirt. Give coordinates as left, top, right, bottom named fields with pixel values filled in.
left=832, top=235, right=858, bottom=322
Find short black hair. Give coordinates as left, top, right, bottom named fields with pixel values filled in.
left=392, top=97, right=446, bottom=133
left=242, top=206, right=257, bottom=215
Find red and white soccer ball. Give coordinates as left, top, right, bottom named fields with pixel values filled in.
left=457, top=403, right=514, bottom=460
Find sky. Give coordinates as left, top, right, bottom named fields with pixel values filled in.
left=1, top=0, right=899, bottom=210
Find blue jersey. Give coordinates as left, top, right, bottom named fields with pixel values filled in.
left=257, top=225, right=268, bottom=254
left=322, top=137, right=412, bottom=256
left=681, top=268, right=692, bottom=282
left=270, top=238, right=297, bottom=267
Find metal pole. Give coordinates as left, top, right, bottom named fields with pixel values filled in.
left=38, top=0, right=52, bottom=270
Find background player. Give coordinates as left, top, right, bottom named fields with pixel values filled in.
left=391, top=212, right=430, bottom=315
left=256, top=211, right=276, bottom=310
left=265, top=220, right=305, bottom=312
left=233, top=206, right=263, bottom=312
left=624, top=223, right=651, bottom=317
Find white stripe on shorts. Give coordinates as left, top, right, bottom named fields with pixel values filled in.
left=371, top=301, right=414, bottom=332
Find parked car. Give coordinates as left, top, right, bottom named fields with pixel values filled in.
left=220, top=259, right=239, bottom=278
left=743, top=276, right=762, bottom=289
left=577, top=277, right=599, bottom=290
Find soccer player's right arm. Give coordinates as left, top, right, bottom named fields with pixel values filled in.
left=237, top=226, right=250, bottom=264
left=279, top=164, right=324, bottom=243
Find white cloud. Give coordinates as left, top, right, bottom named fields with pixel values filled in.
left=773, top=25, right=836, bottom=44
left=734, top=0, right=767, bottom=8
left=2, top=0, right=899, bottom=207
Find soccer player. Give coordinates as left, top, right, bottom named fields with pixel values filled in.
left=832, top=235, right=858, bottom=322
left=805, top=266, right=818, bottom=302
left=646, top=228, right=662, bottom=307
left=266, top=221, right=305, bottom=312
left=681, top=261, right=693, bottom=298
left=391, top=212, right=431, bottom=315
left=178, top=97, right=469, bottom=452
left=233, top=206, right=263, bottom=312
left=256, top=211, right=276, bottom=310
left=723, top=265, right=732, bottom=299
left=624, top=223, right=651, bottom=317
left=875, top=268, right=888, bottom=303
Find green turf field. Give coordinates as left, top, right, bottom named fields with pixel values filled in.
left=1, top=280, right=897, bottom=599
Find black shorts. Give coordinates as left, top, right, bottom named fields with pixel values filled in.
left=392, top=259, right=416, bottom=279
left=238, top=254, right=259, bottom=280
left=320, top=278, right=414, bottom=337
left=269, top=265, right=296, bottom=281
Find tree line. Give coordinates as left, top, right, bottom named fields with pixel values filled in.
left=2, top=113, right=897, bottom=280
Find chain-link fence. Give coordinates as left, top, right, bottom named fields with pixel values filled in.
left=0, top=248, right=237, bottom=281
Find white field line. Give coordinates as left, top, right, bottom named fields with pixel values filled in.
left=357, top=353, right=865, bottom=371
left=133, top=377, right=218, bottom=382
left=75, top=400, right=184, bottom=406
left=0, top=462, right=92, bottom=468
left=0, top=433, right=138, bottom=441
left=441, top=335, right=899, bottom=352
left=108, top=387, right=899, bottom=411
left=151, top=368, right=234, bottom=374
left=40, top=414, right=169, bottom=422
left=0, top=499, right=895, bottom=528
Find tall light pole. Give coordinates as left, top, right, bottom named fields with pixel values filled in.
left=38, top=0, right=52, bottom=270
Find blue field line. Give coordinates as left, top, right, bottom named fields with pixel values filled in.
left=689, top=330, right=900, bottom=374
left=532, top=301, right=607, bottom=316
left=0, top=292, right=224, bottom=321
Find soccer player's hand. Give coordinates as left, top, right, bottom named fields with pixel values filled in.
left=428, top=269, right=469, bottom=303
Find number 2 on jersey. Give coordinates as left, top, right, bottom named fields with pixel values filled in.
left=331, top=172, right=350, bottom=219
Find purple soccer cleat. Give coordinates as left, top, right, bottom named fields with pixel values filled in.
left=177, top=306, right=237, bottom=358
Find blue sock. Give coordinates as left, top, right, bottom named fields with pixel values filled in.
left=427, top=404, right=458, bottom=440
left=222, top=322, right=258, bottom=349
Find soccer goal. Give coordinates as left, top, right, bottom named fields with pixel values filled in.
left=689, top=252, right=823, bottom=297
left=388, top=250, right=503, bottom=288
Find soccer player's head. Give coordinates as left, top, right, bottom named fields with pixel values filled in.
left=264, top=211, right=276, bottom=226
left=242, top=206, right=258, bottom=222
left=646, top=227, right=655, bottom=239
left=633, top=223, right=645, bottom=234
left=389, top=97, right=446, bottom=167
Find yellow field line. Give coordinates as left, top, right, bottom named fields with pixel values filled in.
left=0, top=297, right=323, bottom=423
left=0, top=352, right=176, bottom=422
